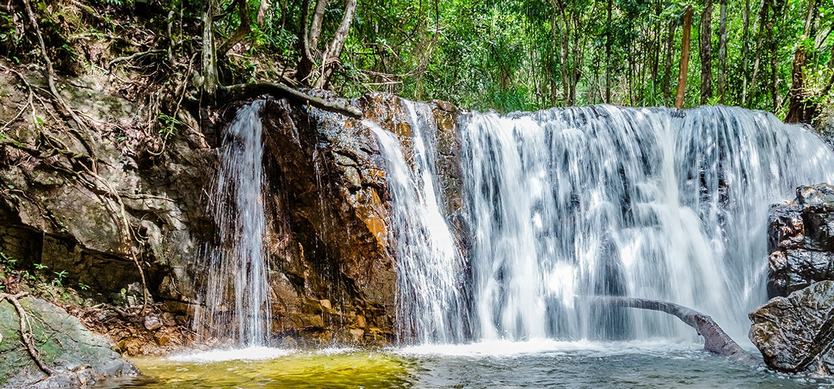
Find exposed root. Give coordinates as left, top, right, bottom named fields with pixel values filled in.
left=0, top=292, right=54, bottom=376
left=0, top=65, right=34, bottom=133
left=107, top=49, right=166, bottom=70
left=21, top=0, right=98, bottom=172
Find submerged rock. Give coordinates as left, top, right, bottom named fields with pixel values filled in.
left=0, top=295, right=137, bottom=387
left=749, top=280, right=834, bottom=376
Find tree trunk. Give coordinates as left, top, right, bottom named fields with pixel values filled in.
left=663, top=20, right=676, bottom=104
left=675, top=7, right=694, bottom=108
left=296, top=0, right=315, bottom=83
left=740, top=0, right=752, bottom=103
left=699, top=0, right=714, bottom=104
left=314, top=0, right=357, bottom=89
left=717, top=0, right=728, bottom=102
left=785, top=0, right=818, bottom=123
left=768, top=0, right=784, bottom=111
left=651, top=1, right=662, bottom=94
left=309, top=0, right=330, bottom=50
left=218, top=0, right=252, bottom=55
left=748, top=0, right=769, bottom=106
left=201, top=0, right=218, bottom=96
left=605, top=0, right=612, bottom=103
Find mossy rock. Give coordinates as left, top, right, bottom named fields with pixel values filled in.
left=0, top=296, right=137, bottom=388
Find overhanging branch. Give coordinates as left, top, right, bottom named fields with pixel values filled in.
left=219, top=82, right=362, bottom=118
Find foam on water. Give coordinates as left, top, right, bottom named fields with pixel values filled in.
left=394, top=339, right=701, bottom=358
left=167, top=346, right=293, bottom=363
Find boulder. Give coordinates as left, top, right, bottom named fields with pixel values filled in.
left=767, top=184, right=834, bottom=297
left=0, top=295, right=137, bottom=387
left=749, top=280, right=834, bottom=376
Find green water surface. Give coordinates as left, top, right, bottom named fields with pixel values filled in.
left=106, top=342, right=834, bottom=388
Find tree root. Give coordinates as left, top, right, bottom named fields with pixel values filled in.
left=21, top=0, right=98, bottom=172
left=107, top=49, right=166, bottom=70
left=0, top=292, right=54, bottom=376
left=219, top=82, right=362, bottom=118
left=588, top=296, right=758, bottom=365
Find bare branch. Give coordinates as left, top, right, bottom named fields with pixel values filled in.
left=588, top=296, right=757, bottom=364
left=219, top=82, right=362, bottom=117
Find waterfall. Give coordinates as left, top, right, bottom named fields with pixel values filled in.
left=196, top=101, right=271, bottom=346
left=366, top=100, right=468, bottom=344
left=374, top=102, right=834, bottom=344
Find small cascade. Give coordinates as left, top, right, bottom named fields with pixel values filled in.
left=365, top=100, right=468, bottom=344
left=196, top=101, right=272, bottom=346
left=374, top=103, right=834, bottom=344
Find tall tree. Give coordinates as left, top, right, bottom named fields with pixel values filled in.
left=747, top=0, right=769, bottom=106
left=297, top=0, right=358, bottom=89
left=663, top=19, right=677, bottom=105
left=676, top=7, right=694, bottom=108
left=785, top=0, right=818, bottom=123
left=717, top=0, right=728, bottom=101
left=605, top=0, right=613, bottom=103
left=700, top=0, right=714, bottom=104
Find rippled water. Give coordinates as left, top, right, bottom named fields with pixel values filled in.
left=109, top=342, right=832, bottom=388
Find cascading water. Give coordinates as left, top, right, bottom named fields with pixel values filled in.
left=365, top=100, right=468, bottom=344
left=373, top=102, right=834, bottom=344
left=195, top=101, right=271, bottom=346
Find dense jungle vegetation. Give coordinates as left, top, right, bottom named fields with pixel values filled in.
left=1, top=0, right=832, bottom=122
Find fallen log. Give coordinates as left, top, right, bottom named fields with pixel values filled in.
left=589, top=296, right=758, bottom=365
left=219, top=82, right=363, bottom=118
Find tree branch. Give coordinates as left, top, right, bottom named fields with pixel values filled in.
left=296, top=0, right=316, bottom=84
left=588, top=296, right=757, bottom=364
left=219, top=82, right=362, bottom=117
left=217, top=0, right=252, bottom=55
left=314, top=0, right=357, bottom=89
left=309, top=0, right=330, bottom=50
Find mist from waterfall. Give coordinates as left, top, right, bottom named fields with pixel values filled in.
left=374, top=102, right=834, bottom=344
left=195, top=101, right=271, bottom=346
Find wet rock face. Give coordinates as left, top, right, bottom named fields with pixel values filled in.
left=254, top=93, right=465, bottom=345
left=767, top=184, right=834, bottom=297
left=0, top=69, right=214, bottom=307
left=0, top=72, right=462, bottom=348
left=749, top=280, right=834, bottom=375
left=0, top=296, right=137, bottom=387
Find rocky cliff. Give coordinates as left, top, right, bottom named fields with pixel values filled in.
left=0, top=54, right=463, bottom=350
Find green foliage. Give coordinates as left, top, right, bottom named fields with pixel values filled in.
left=52, top=270, right=68, bottom=287
left=223, top=0, right=829, bottom=114
left=0, top=252, right=17, bottom=268
left=157, top=113, right=181, bottom=140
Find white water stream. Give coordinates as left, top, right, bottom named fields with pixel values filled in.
left=373, top=102, right=834, bottom=344
left=195, top=101, right=271, bottom=347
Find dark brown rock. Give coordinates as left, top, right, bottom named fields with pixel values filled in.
left=749, top=280, right=834, bottom=375
left=767, top=184, right=834, bottom=297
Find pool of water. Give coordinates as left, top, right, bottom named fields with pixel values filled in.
left=107, top=341, right=833, bottom=388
